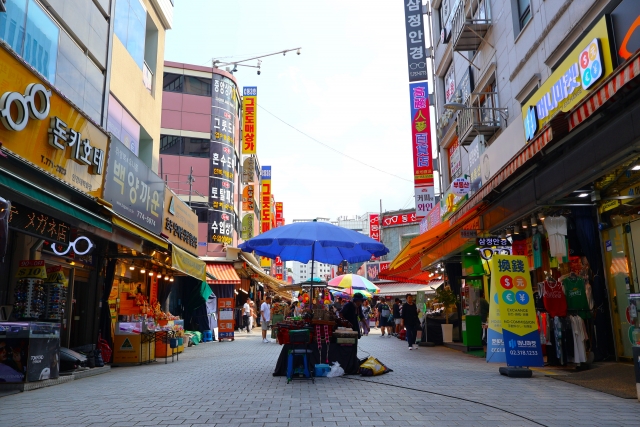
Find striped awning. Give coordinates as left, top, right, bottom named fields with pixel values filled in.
left=569, top=51, right=640, bottom=131
left=376, top=280, right=442, bottom=297
left=206, top=263, right=241, bottom=285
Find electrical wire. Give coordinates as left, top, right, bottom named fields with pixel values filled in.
left=258, top=104, right=414, bottom=184
left=340, top=376, right=548, bottom=427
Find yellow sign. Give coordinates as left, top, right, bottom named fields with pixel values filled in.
left=0, top=46, right=109, bottom=197
left=522, top=17, right=614, bottom=141
left=15, top=260, right=47, bottom=279
left=260, top=256, right=271, bottom=268
left=599, top=199, right=620, bottom=213
left=171, top=245, right=206, bottom=281
left=163, top=187, right=199, bottom=255
left=242, top=87, right=257, bottom=154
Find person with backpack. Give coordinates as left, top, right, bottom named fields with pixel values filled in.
left=393, top=298, right=403, bottom=337
left=376, top=299, right=393, bottom=337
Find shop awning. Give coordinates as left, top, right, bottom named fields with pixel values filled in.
left=0, top=167, right=112, bottom=232
left=376, top=280, right=442, bottom=297
left=171, top=245, right=206, bottom=281
left=111, top=216, right=169, bottom=249
left=239, top=254, right=292, bottom=299
left=206, top=263, right=241, bottom=285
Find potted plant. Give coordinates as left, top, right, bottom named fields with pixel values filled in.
left=435, top=286, right=457, bottom=343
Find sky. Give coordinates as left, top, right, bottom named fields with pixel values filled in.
left=165, top=0, right=436, bottom=222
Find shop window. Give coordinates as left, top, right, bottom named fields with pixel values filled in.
left=163, top=72, right=184, bottom=92
left=114, top=0, right=146, bottom=70
left=0, top=0, right=59, bottom=83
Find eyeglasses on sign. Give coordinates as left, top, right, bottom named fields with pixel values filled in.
left=51, top=236, right=95, bottom=256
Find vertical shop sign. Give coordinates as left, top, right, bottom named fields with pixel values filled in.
left=241, top=214, right=254, bottom=240
left=242, top=185, right=255, bottom=211
left=209, top=74, right=238, bottom=246
left=275, top=256, right=284, bottom=280
left=242, top=87, right=257, bottom=155
left=218, top=298, right=235, bottom=340
left=261, top=166, right=271, bottom=234
left=369, top=214, right=380, bottom=241
left=103, top=137, right=164, bottom=234
left=492, top=255, right=544, bottom=367
left=275, top=202, right=284, bottom=227
left=409, top=82, right=434, bottom=217
left=366, top=262, right=381, bottom=282
left=402, top=0, right=428, bottom=82
left=486, top=271, right=506, bottom=363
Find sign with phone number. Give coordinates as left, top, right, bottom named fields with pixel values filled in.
left=492, top=254, right=543, bottom=367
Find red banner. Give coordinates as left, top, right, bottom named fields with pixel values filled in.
left=410, top=82, right=433, bottom=186
left=369, top=214, right=380, bottom=241
left=382, top=212, right=419, bottom=227
left=275, top=202, right=283, bottom=227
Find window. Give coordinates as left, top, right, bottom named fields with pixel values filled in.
left=114, top=0, right=146, bottom=69
left=160, top=134, right=181, bottom=155
left=517, top=0, right=531, bottom=32
left=184, top=76, right=212, bottom=96
left=163, top=73, right=184, bottom=92
left=0, top=0, right=59, bottom=83
left=183, top=137, right=209, bottom=157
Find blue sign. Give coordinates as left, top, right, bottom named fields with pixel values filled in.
left=503, top=330, right=545, bottom=367
left=486, top=328, right=506, bottom=363
left=524, top=106, right=538, bottom=142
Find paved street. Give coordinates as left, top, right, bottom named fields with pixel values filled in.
left=0, top=328, right=638, bottom=427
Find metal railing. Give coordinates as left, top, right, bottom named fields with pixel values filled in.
left=451, top=0, right=492, bottom=51
left=456, top=92, right=504, bottom=143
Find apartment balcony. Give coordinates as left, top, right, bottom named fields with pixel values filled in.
left=451, top=0, right=492, bottom=52
left=455, top=92, right=505, bottom=145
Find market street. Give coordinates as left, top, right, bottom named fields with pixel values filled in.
left=0, top=329, right=637, bottom=427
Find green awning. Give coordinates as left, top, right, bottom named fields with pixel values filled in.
left=0, top=169, right=112, bottom=233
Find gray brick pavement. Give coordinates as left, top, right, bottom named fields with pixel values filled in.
left=0, top=328, right=638, bottom=427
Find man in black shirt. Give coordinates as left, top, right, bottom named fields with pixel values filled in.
left=401, top=293, right=420, bottom=350
left=340, top=293, right=365, bottom=338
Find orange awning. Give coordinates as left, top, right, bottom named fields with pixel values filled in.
left=206, top=263, right=241, bottom=285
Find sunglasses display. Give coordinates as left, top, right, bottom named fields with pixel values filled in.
left=13, top=278, right=67, bottom=321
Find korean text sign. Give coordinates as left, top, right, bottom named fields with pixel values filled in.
left=275, top=202, right=283, bottom=227
left=402, top=0, right=428, bottom=82
left=493, top=255, right=543, bottom=367
left=409, top=82, right=433, bottom=186
left=163, top=187, right=199, bottom=255
left=103, top=137, right=164, bottom=234
left=369, top=214, right=380, bottom=241
left=521, top=17, right=613, bottom=142
left=261, top=166, right=271, bottom=234
left=0, top=47, right=108, bottom=197
left=242, top=86, right=257, bottom=155
left=209, top=74, right=238, bottom=246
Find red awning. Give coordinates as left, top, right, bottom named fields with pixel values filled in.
left=206, top=263, right=241, bottom=285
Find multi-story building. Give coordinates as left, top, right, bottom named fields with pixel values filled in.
left=383, top=0, right=640, bottom=361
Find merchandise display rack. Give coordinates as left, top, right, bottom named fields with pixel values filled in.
left=13, top=278, right=46, bottom=319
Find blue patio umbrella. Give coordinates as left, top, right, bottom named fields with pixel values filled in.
left=239, top=220, right=389, bottom=293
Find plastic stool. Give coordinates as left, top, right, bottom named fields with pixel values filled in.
left=286, top=349, right=313, bottom=384
left=202, top=330, right=213, bottom=342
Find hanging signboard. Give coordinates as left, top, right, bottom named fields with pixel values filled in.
left=163, top=187, right=198, bottom=255
left=241, top=214, right=254, bottom=241
left=382, top=212, right=420, bottom=227
left=402, top=0, right=428, bottom=82
left=452, top=176, right=470, bottom=196
left=492, top=255, right=544, bottom=367
left=415, top=186, right=435, bottom=218
left=275, top=202, right=284, bottom=227
left=8, top=202, right=71, bottom=245
left=241, top=87, right=257, bottom=155
left=261, top=166, right=271, bottom=234
left=103, top=137, right=164, bottom=235
left=369, top=214, right=380, bottom=241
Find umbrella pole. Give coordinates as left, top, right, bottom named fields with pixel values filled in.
left=310, top=244, right=315, bottom=310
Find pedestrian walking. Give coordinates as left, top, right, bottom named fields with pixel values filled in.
left=360, top=299, right=371, bottom=336
left=376, top=299, right=394, bottom=337
left=261, top=296, right=272, bottom=343
left=249, top=300, right=256, bottom=331
left=242, top=298, right=251, bottom=332
left=393, top=298, right=403, bottom=336
left=402, top=294, right=420, bottom=350
left=332, top=297, right=343, bottom=314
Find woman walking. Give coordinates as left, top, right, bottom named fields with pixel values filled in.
left=360, top=300, right=371, bottom=336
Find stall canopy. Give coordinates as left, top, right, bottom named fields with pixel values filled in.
left=206, top=263, right=241, bottom=285
left=171, top=245, right=206, bottom=281
left=376, top=280, right=442, bottom=297
left=239, top=253, right=292, bottom=300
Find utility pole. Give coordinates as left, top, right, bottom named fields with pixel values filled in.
left=187, top=166, right=195, bottom=209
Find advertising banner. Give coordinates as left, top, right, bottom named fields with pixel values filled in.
left=242, top=87, right=257, bottom=154
left=409, top=82, right=433, bottom=186
left=426, top=203, right=442, bottom=231
left=163, top=187, right=198, bottom=255
left=368, top=214, right=380, bottom=241
left=492, top=255, right=544, bottom=367
left=486, top=271, right=506, bottom=363
left=103, top=137, right=164, bottom=235
left=0, top=47, right=109, bottom=198
left=382, top=212, right=420, bottom=227
left=366, top=262, right=380, bottom=282
left=241, top=214, right=254, bottom=241
left=521, top=17, right=613, bottom=142
left=275, top=202, right=283, bottom=227
left=218, top=298, right=235, bottom=340
left=275, top=256, right=283, bottom=280
left=209, top=74, right=238, bottom=246
left=261, top=167, right=272, bottom=234
left=402, top=0, right=428, bottom=82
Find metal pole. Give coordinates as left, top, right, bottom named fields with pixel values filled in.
left=188, top=166, right=194, bottom=208
left=310, top=244, right=315, bottom=308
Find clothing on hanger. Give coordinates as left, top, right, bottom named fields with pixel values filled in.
left=562, top=276, right=591, bottom=319
left=532, top=232, right=543, bottom=269
left=543, top=279, right=567, bottom=317
left=544, top=216, right=568, bottom=259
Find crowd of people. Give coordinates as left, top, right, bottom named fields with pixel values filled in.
left=237, top=293, right=423, bottom=349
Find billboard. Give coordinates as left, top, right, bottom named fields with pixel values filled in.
left=402, top=0, right=428, bottom=82
left=241, top=87, right=257, bottom=154
left=209, top=74, right=238, bottom=246
left=261, top=166, right=271, bottom=234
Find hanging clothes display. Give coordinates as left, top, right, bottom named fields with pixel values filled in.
left=562, top=275, right=591, bottom=319
left=532, top=232, right=543, bottom=269
left=569, top=315, right=588, bottom=363
left=544, top=216, right=568, bottom=259
left=543, top=279, right=567, bottom=317
left=553, top=316, right=564, bottom=365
